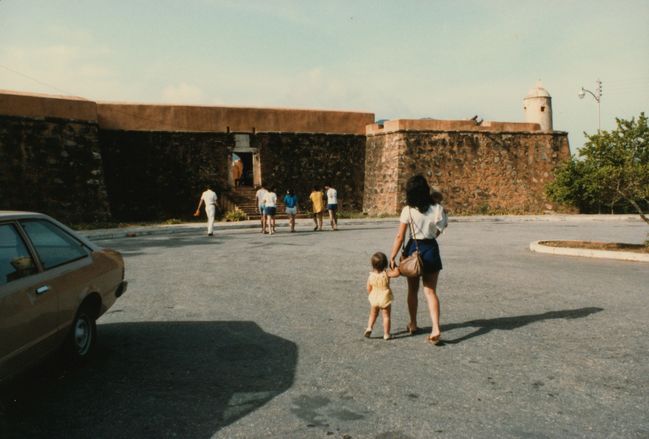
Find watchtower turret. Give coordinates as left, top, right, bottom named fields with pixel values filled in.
left=523, top=81, right=553, bottom=132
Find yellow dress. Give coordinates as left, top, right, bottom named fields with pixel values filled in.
left=367, top=271, right=393, bottom=309
left=310, top=191, right=325, bottom=213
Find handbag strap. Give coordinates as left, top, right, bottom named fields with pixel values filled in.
left=402, top=207, right=421, bottom=253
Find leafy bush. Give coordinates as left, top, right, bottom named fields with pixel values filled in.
left=224, top=207, right=247, bottom=222
left=546, top=112, right=649, bottom=224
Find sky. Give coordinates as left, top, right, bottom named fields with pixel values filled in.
left=1, top=0, right=647, bottom=152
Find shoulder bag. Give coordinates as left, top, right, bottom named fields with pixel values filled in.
left=398, top=208, right=423, bottom=277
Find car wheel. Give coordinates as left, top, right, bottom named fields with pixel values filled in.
left=66, top=304, right=97, bottom=362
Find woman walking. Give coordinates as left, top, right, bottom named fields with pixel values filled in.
left=389, top=175, right=448, bottom=344
left=263, top=187, right=278, bottom=235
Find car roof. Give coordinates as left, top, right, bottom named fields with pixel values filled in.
left=0, top=211, right=99, bottom=250
left=0, top=211, right=49, bottom=221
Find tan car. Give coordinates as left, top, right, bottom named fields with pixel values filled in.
left=0, top=211, right=127, bottom=383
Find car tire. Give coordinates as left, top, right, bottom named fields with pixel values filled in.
left=65, top=303, right=97, bottom=362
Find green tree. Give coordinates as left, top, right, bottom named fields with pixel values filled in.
left=547, top=112, right=649, bottom=225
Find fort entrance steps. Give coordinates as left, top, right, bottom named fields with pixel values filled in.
left=224, top=186, right=309, bottom=221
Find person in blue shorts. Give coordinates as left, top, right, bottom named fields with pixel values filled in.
left=324, top=184, right=338, bottom=231
left=263, top=187, right=278, bottom=235
left=388, top=175, right=448, bottom=345
left=283, top=189, right=298, bottom=232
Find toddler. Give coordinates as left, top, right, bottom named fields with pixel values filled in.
left=365, top=252, right=400, bottom=340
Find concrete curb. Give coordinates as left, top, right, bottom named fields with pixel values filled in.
left=529, top=240, right=649, bottom=262
left=80, top=214, right=645, bottom=242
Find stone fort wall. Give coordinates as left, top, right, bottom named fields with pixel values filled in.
left=0, top=90, right=372, bottom=221
left=0, top=90, right=569, bottom=223
left=364, top=120, right=570, bottom=215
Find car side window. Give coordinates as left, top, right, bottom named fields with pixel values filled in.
left=0, top=224, right=38, bottom=285
left=20, top=220, right=89, bottom=270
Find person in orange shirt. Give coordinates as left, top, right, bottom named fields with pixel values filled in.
left=309, top=185, right=325, bottom=231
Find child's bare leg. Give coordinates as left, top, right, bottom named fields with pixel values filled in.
left=381, top=306, right=391, bottom=339
left=366, top=306, right=379, bottom=335
left=407, top=276, right=420, bottom=330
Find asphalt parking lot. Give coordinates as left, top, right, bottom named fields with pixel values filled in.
left=2, top=218, right=648, bottom=438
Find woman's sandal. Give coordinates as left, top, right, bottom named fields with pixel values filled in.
left=427, top=334, right=441, bottom=345
left=383, top=334, right=392, bottom=341
left=364, top=329, right=372, bottom=338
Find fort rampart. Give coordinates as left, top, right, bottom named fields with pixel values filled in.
left=364, top=122, right=570, bottom=215
left=0, top=89, right=569, bottom=223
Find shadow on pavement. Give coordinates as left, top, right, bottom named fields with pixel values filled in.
left=1, top=321, right=297, bottom=438
left=441, top=307, right=604, bottom=345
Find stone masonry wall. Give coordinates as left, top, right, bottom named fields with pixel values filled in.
left=99, top=130, right=233, bottom=221
left=0, top=115, right=110, bottom=223
left=362, top=132, right=402, bottom=215
left=364, top=130, right=570, bottom=215
left=255, top=133, right=366, bottom=211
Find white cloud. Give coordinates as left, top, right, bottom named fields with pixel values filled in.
left=161, top=82, right=205, bottom=104
left=0, top=36, right=120, bottom=100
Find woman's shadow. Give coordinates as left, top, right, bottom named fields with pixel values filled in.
left=436, top=307, right=603, bottom=345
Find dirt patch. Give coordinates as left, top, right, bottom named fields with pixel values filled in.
left=539, top=241, right=649, bottom=254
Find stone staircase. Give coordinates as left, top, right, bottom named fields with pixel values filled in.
left=224, top=186, right=309, bottom=220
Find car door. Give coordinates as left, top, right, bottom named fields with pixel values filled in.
left=0, top=222, right=59, bottom=380
left=18, top=219, right=94, bottom=332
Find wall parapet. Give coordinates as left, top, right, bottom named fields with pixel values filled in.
left=366, top=119, right=543, bottom=135
left=0, top=90, right=97, bottom=122
left=97, top=103, right=374, bottom=134
left=0, top=90, right=374, bottom=135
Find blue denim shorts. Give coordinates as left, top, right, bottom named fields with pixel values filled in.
left=264, top=206, right=277, bottom=216
left=327, top=203, right=338, bottom=211
left=404, top=239, right=442, bottom=273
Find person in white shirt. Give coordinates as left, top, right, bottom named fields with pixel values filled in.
left=263, top=187, right=278, bottom=235
left=324, top=185, right=338, bottom=231
left=389, top=175, right=448, bottom=345
left=255, top=184, right=268, bottom=233
left=194, top=185, right=218, bottom=236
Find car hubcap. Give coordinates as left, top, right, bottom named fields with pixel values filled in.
left=75, top=317, right=91, bottom=355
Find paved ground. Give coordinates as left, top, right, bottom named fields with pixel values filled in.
left=2, top=218, right=648, bottom=438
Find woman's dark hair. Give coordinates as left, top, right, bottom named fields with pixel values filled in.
left=371, top=252, right=388, bottom=271
left=287, top=189, right=293, bottom=195
left=405, top=175, right=432, bottom=212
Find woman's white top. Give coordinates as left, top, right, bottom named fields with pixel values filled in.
left=399, top=204, right=448, bottom=239
left=263, top=192, right=277, bottom=208
left=326, top=188, right=338, bottom=204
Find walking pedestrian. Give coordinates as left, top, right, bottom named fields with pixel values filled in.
left=388, top=175, right=448, bottom=345
left=255, top=184, right=268, bottom=233
left=324, top=184, right=338, bottom=230
left=283, top=189, right=298, bottom=232
left=309, top=186, right=325, bottom=231
left=194, top=184, right=218, bottom=236
left=364, top=252, right=400, bottom=340
left=263, top=187, right=278, bottom=235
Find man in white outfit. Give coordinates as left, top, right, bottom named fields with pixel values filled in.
left=195, top=185, right=218, bottom=236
